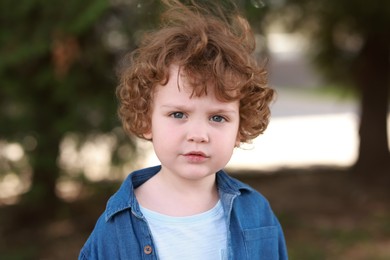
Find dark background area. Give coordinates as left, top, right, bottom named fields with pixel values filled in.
left=1, top=0, right=389, bottom=259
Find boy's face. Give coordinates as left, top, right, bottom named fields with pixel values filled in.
left=144, top=65, right=240, bottom=182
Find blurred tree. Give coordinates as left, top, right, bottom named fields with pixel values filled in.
left=271, top=0, right=390, bottom=179
left=0, top=0, right=162, bottom=209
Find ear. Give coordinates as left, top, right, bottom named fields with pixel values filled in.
left=235, top=133, right=241, bottom=147
left=143, top=131, right=152, bottom=140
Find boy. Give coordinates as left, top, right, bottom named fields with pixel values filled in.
left=79, top=0, right=288, bottom=259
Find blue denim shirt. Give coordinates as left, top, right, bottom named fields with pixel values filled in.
left=79, top=165, right=288, bottom=259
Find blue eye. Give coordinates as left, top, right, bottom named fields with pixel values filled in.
left=210, top=115, right=226, bottom=122
left=170, top=112, right=185, bottom=119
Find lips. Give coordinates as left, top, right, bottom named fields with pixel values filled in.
left=184, top=151, right=208, bottom=157
left=183, top=151, right=209, bottom=162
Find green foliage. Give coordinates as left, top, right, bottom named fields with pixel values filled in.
left=1, top=0, right=111, bottom=136
left=0, top=0, right=163, bottom=203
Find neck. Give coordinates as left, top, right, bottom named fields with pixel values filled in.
left=135, top=170, right=219, bottom=216
left=159, top=169, right=217, bottom=195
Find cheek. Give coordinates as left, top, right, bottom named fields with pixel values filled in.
left=151, top=122, right=176, bottom=144
left=216, top=127, right=239, bottom=146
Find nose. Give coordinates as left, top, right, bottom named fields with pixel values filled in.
left=187, top=134, right=209, bottom=143
left=187, top=123, right=209, bottom=143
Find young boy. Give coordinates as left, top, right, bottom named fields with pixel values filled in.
left=79, top=0, right=288, bottom=259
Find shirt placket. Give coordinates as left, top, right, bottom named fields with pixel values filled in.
left=132, top=210, right=159, bottom=259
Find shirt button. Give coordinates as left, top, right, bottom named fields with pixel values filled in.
left=144, top=245, right=153, bottom=255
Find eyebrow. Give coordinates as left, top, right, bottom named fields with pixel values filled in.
left=161, top=104, right=238, bottom=114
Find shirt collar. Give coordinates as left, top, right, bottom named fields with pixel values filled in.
left=104, top=165, right=251, bottom=221
left=104, top=165, right=161, bottom=221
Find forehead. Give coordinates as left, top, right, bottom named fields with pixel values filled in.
left=154, top=65, right=213, bottom=100
left=153, top=65, right=239, bottom=110
left=156, top=64, right=239, bottom=99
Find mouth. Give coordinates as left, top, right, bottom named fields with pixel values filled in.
left=182, top=151, right=210, bottom=162
left=184, top=151, right=208, bottom=157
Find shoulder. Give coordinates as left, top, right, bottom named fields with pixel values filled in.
left=233, top=177, right=273, bottom=212
left=217, top=170, right=269, bottom=202
left=79, top=213, right=120, bottom=259
left=79, top=166, right=162, bottom=259
left=221, top=173, right=278, bottom=225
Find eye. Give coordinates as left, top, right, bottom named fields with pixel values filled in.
left=170, top=112, right=186, bottom=119
left=210, top=115, right=226, bottom=123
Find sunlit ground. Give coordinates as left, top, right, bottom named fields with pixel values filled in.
left=229, top=113, right=359, bottom=171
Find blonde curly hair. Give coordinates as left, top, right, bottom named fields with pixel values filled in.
left=116, top=0, right=274, bottom=143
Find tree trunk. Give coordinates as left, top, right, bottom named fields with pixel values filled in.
left=21, top=95, right=65, bottom=210
left=353, top=33, right=390, bottom=181
left=26, top=133, right=61, bottom=207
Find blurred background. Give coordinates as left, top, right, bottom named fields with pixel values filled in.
left=1, top=0, right=389, bottom=259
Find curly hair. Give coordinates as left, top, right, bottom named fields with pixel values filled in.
left=116, top=0, right=275, bottom=143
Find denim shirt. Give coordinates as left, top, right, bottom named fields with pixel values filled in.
left=79, top=165, right=288, bottom=259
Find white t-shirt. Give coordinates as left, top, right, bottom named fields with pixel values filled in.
left=140, top=200, right=227, bottom=260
